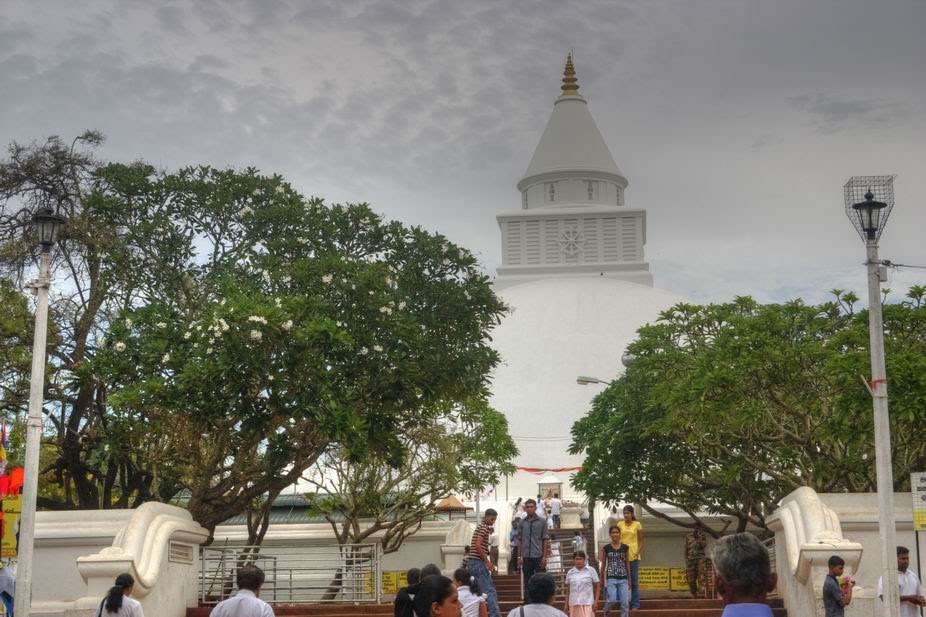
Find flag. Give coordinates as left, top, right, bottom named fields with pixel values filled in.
left=0, top=422, right=7, bottom=476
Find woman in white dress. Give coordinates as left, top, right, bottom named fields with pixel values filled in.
left=97, top=573, right=144, bottom=617
left=453, top=568, right=488, bottom=617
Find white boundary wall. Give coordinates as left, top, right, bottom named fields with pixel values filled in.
left=31, top=503, right=208, bottom=617
left=768, top=488, right=925, bottom=617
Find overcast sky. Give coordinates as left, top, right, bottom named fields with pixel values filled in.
left=3, top=0, right=925, bottom=304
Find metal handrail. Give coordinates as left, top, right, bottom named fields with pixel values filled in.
left=200, top=543, right=381, bottom=605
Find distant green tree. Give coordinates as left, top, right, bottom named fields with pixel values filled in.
left=306, top=399, right=516, bottom=553
left=571, top=288, right=926, bottom=536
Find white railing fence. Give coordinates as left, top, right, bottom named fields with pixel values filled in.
left=200, top=543, right=382, bottom=605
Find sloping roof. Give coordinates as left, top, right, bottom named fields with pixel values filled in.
left=520, top=95, right=623, bottom=187
left=435, top=495, right=471, bottom=511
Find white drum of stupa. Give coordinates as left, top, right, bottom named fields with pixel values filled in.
left=488, top=55, right=687, bottom=500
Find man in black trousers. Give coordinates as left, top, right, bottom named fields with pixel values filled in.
left=517, top=498, right=550, bottom=601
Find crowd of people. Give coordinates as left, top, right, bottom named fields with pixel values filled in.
left=395, top=531, right=791, bottom=617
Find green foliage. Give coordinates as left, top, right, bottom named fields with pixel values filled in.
left=88, top=164, right=506, bottom=534
left=306, top=399, right=516, bottom=553
left=571, top=290, right=926, bottom=534
left=0, top=134, right=508, bottom=535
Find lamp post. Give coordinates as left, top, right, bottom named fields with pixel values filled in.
left=15, top=207, right=65, bottom=617
left=844, top=176, right=899, bottom=616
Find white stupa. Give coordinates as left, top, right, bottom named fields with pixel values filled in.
left=489, top=55, right=687, bottom=499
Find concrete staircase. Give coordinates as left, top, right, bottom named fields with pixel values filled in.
left=189, top=596, right=786, bottom=617
left=189, top=518, right=786, bottom=616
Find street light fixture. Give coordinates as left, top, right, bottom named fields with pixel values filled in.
left=15, top=206, right=66, bottom=617
left=576, top=375, right=610, bottom=386
left=844, top=175, right=899, bottom=617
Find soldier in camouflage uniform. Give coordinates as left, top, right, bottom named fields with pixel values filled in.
left=685, top=526, right=709, bottom=598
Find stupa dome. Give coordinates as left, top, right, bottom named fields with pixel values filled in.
left=489, top=277, right=687, bottom=476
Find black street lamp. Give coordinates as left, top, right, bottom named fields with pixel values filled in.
left=31, top=206, right=66, bottom=250
left=851, top=191, right=888, bottom=241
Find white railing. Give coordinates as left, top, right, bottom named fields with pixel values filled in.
left=200, top=543, right=381, bottom=605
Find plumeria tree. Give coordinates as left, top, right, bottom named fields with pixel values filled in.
left=571, top=289, right=926, bottom=536
left=93, top=164, right=507, bottom=538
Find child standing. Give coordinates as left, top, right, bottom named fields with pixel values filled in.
left=564, top=551, right=600, bottom=617
left=617, top=505, right=644, bottom=609
left=823, top=555, right=853, bottom=617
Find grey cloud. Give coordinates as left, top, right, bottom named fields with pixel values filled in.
left=789, top=93, right=911, bottom=134
left=155, top=5, right=191, bottom=33
left=0, top=29, right=32, bottom=56
left=1, top=0, right=924, bottom=304
left=189, top=54, right=229, bottom=72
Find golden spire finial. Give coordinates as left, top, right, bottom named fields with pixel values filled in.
left=561, top=51, right=579, bottom=96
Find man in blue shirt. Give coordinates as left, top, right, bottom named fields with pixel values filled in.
left=712, top=533, right=778, bottom=617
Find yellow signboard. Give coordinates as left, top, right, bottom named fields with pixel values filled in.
left=364, top=570, right=411, bottom=594
left=638, top=567, right=670, bottom=590
left=669, top=568, right=689, bottom=591
left=638, top=567, right=692, bottom=592
left=1, top=495, right=21, bottom=558
left=912, top=472, right=926, bottom=531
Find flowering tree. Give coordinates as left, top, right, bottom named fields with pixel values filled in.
left=93, top=165, right=507, bottom=538
left=571, top=289, right=926, bottom=536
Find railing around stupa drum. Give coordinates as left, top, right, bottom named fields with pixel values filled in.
left=200, top=543, right=381, bottom=605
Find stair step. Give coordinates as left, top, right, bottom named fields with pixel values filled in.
left=189, top=599, right=786, bottom=617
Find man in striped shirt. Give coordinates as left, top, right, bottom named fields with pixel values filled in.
left=467, top=508, right=500, bottom=617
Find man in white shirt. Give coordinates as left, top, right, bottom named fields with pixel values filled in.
left=549, top=494, right=563, bottom=529
left=878, top=546, right=925, bottom=617
left=210, top=565, right=275, bottom=617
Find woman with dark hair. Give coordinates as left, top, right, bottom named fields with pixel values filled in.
left=453, top=568, right=486, bottom=617
left=411, top=575, right=460, bottom=617
left=97, top=573, right=144, bottom=616
left=617, top=505, right=644, bottom=610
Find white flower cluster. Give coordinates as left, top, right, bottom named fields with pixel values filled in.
left=274, top=185, right=285, bottom=194
left=250, top=330, right=263, bottom=342
left=156, top=322, right=167, bottom=328
left=248, top=315, right=268, bottom=325
left=162, top=353, right=170, bottom=362
left=114, top=341, right=126, bottom=352
left=398, top=301, right=407, bottom=310
left=208, top=318, right=230, bottom=336
left=124, top=318, right=133, bottom=328
left=321, top=274, right=333, bottom=284
left=282, top=320, right=293, bottom=331
left=379, top=306, right=392, bottom=315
